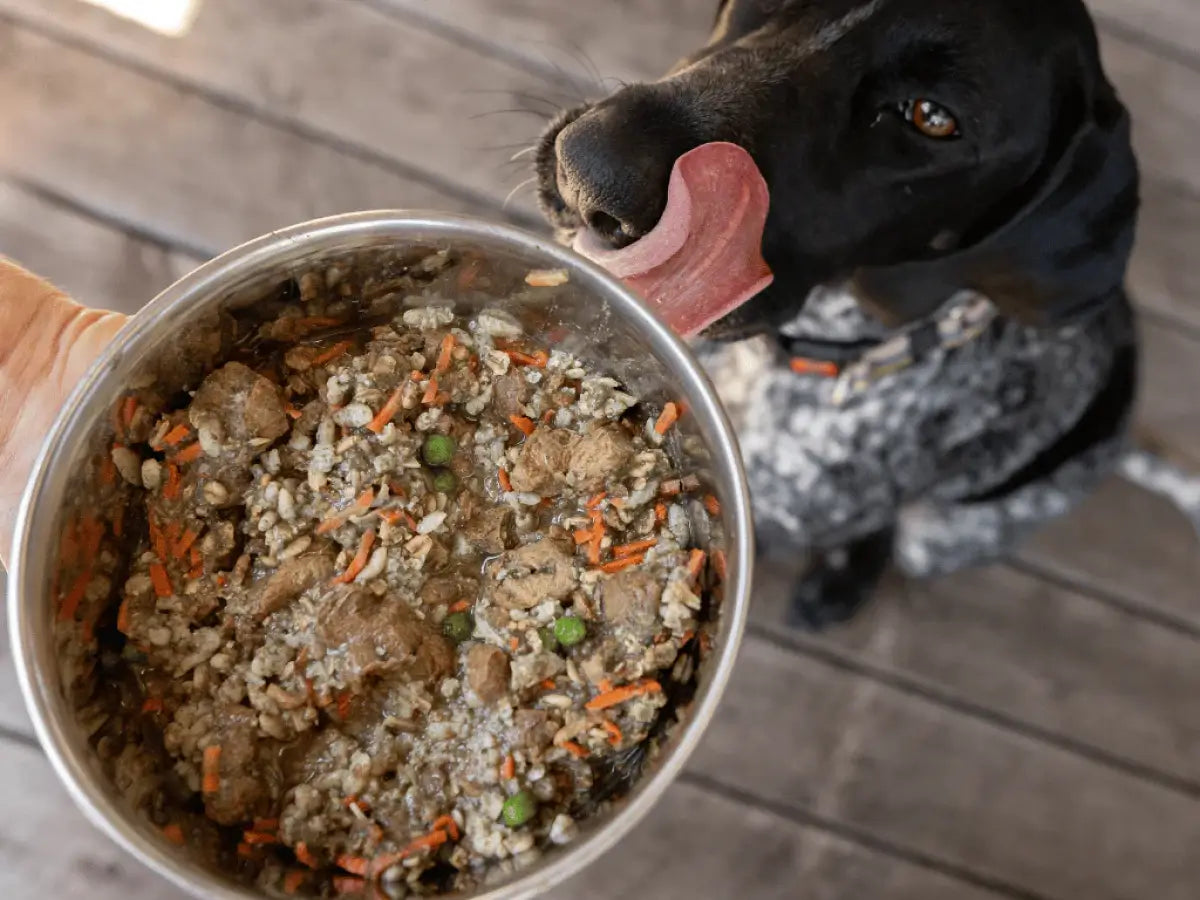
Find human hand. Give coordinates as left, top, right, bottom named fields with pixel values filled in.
left=0, top=259, right=127, bottom=566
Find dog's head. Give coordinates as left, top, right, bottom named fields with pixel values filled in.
left=536, top=0, right=1138, bottom=339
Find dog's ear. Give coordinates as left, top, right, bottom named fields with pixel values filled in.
left=852, top=44, right=1139, bottom=328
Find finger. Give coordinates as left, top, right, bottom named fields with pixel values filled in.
left=0, top=259, right=128, bottom=566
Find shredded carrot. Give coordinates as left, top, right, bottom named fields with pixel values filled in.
left=586, top=509, right=605, bottom=566
left=111, top=506, right=125, bottom=539
left=163, top=463, right=182, bottom=500
left=654, top=402, right=680, bottom=435
left=542, top=409, right=555, bottom=424
left=509, top=414, right=536, bottom=436
left=57, top=571, right=91, bottom=622
left=366, top=385, right=405, bottom=434
left=572, top=528, right=592, bottom=545
left=165, top=520, right=182, bottom=550
left=612, top=538, right=657, bottom=558
left=162, top=423, right=191, bottom=446
left=505, top=349, right=548, bottom=368
left=313, top=340, right=354, bottom=367
left=508, top=636, right=520, bottom=651
left=686, top=548, right=707, bottom=579
left=283, top=870, right=307, bottom=895
left=174, top=442, right=203, bottom=464
left=201, top=745, right=221, bottom=794
left=173, top=528, right=199, bottom=559
left=162, top=823, right=185, bottom=845
left=284, top=401, right=303, bottom=420
left=121, top=396, right=139, bottom=429
left=332, top=530, right=376, bottom=584
left=597, top=678, right=613, bottom=693
left=100, top=453, right=117, bottom=485
left=236, top=842, right=257, bottom=859
left=378, top=509, right=405, bottom=527
left=601, top=720, right=623, bottom=746
left=394, top=829, right=449, bottom=859
left=81, top=515, right=104, bottom=560
left=712, top=549, right=727, bottom=582
left=149, top=563, right=174, bottom=598
left=585, top=492, right=607, bottom=509
left=141, top=697, right=164, bottom=714
left=189, top=545, right=204, bottom=580
left=562, top=740, right=589, bottom=759
left=448, top=599, right=470, bottom=613
left=336, top=691, right=353, bottom=720
left=585, top=679, right=662, bottom=711
left=253, top=817, right=279, bottom=832
left=400, top=510, right=418, bottom=531
left=243, top=830, right=279, bottom=846
left=597, top=553, right=643, bottom=574
left=149, top=514, right=167, bottom=561
left=336, top=855, right=370, bottom=876
left=332, top=876, right=365, bottom=895
left=295, top=841, right=318, bottom=869
left=421, top=376, right=440, bottom=405
left=434, top=333, right=456, bottom=373
left=497, top=468, right=512, bottom=492
left=540, top=678, right=557, bottom=690
left=703, top=493, right=722, bottom=516
left=431, top=814, right=460, bottom=841
left=655, top=502, right=668, bottom=524
left=500, top=755, right=515, bottom=780
left=116, top=598, right=131, bottom=634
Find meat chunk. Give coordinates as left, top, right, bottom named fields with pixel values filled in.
left=508, top=427, right=580, bottom=494
left=491, top=371, right=532, bottom=418
left=254, top=552, right=335, bottom=619
left=465, top=644, right=510, bottom=704
left=568, top=423, right=634, bottom=491
left=488, top=538, right=577, bottom=609
left=317, top=587, right=454, bottom=685
left=419, top=575, right=477, bottom=608
left=188, top=362, right=290, bottom=446
left=462, top=506, right=515, bottom=555
left=203, top=704, right=276, bottom=825
left=510, top=709, right=554, bottom=751
left=598, top=569, right=663, bottom=642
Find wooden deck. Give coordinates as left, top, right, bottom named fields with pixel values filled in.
left=1, top=1, right=1199, bottom=897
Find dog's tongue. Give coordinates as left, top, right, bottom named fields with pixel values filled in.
left=573, top=141, right=772, bottom=336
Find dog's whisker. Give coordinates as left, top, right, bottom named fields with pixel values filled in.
left=462, top=88, right=566, bottom=115
left=502, top=176, right=538, bottom=210
left=510, top=146, right=537, bottom=162
left=468, top=109, right=553, bottom=122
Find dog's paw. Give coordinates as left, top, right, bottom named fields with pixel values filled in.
left=786, top=557, right=877, bottom=631
left=785, top=531, right=893, bottom=631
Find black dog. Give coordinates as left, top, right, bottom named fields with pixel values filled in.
left=535, top=0, right=1140, bottom=628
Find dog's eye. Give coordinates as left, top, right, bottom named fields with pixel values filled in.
left=901, top=99, right=960, bottom=139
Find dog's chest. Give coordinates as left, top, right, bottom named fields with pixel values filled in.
left=778, top=284, right=892, bottom=345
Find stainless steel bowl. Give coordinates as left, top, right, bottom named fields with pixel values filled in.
left=7, top=211, right=752, bottom=899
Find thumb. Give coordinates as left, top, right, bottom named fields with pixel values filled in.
left=0, top=260, right=128, bottom=567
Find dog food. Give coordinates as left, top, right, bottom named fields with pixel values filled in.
left=61, top=254, right=724, bottom=897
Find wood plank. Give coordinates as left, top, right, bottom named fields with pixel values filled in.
left=554, top=779, right=1001, bottom=900
left=750, top=560, right=1200, bottom=789
left=692, top=635, right=1200, bottom=900
left=0, top=0, right=551, bottom=217
left=0, top=740, right=185, bottom=899
left=1128, top=179, right=1200, bottom=331
left=1088, top=0, right=1200, bottom=65
left=376, top=0, right=707, bottom=84
left=0, top=21, right=503, bottom=260
left=0, top=180, right=200, bottom=315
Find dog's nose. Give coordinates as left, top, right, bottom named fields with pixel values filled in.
left=554, top=93, right=692, bottom=248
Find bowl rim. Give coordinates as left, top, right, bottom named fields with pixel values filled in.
left=8, top=210, right=754, bottom=900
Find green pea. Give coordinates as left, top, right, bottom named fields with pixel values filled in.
left=432, top=470, right=457, bottom=493
left=422, top=433, right=457, bottom=467
left=553, top=616, right=587, bottom=648
left=501, top=790, right=538, bottom=828
left=538, top=626, right=559, bottom=653
left=442, top=611, right=474, bottom=643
